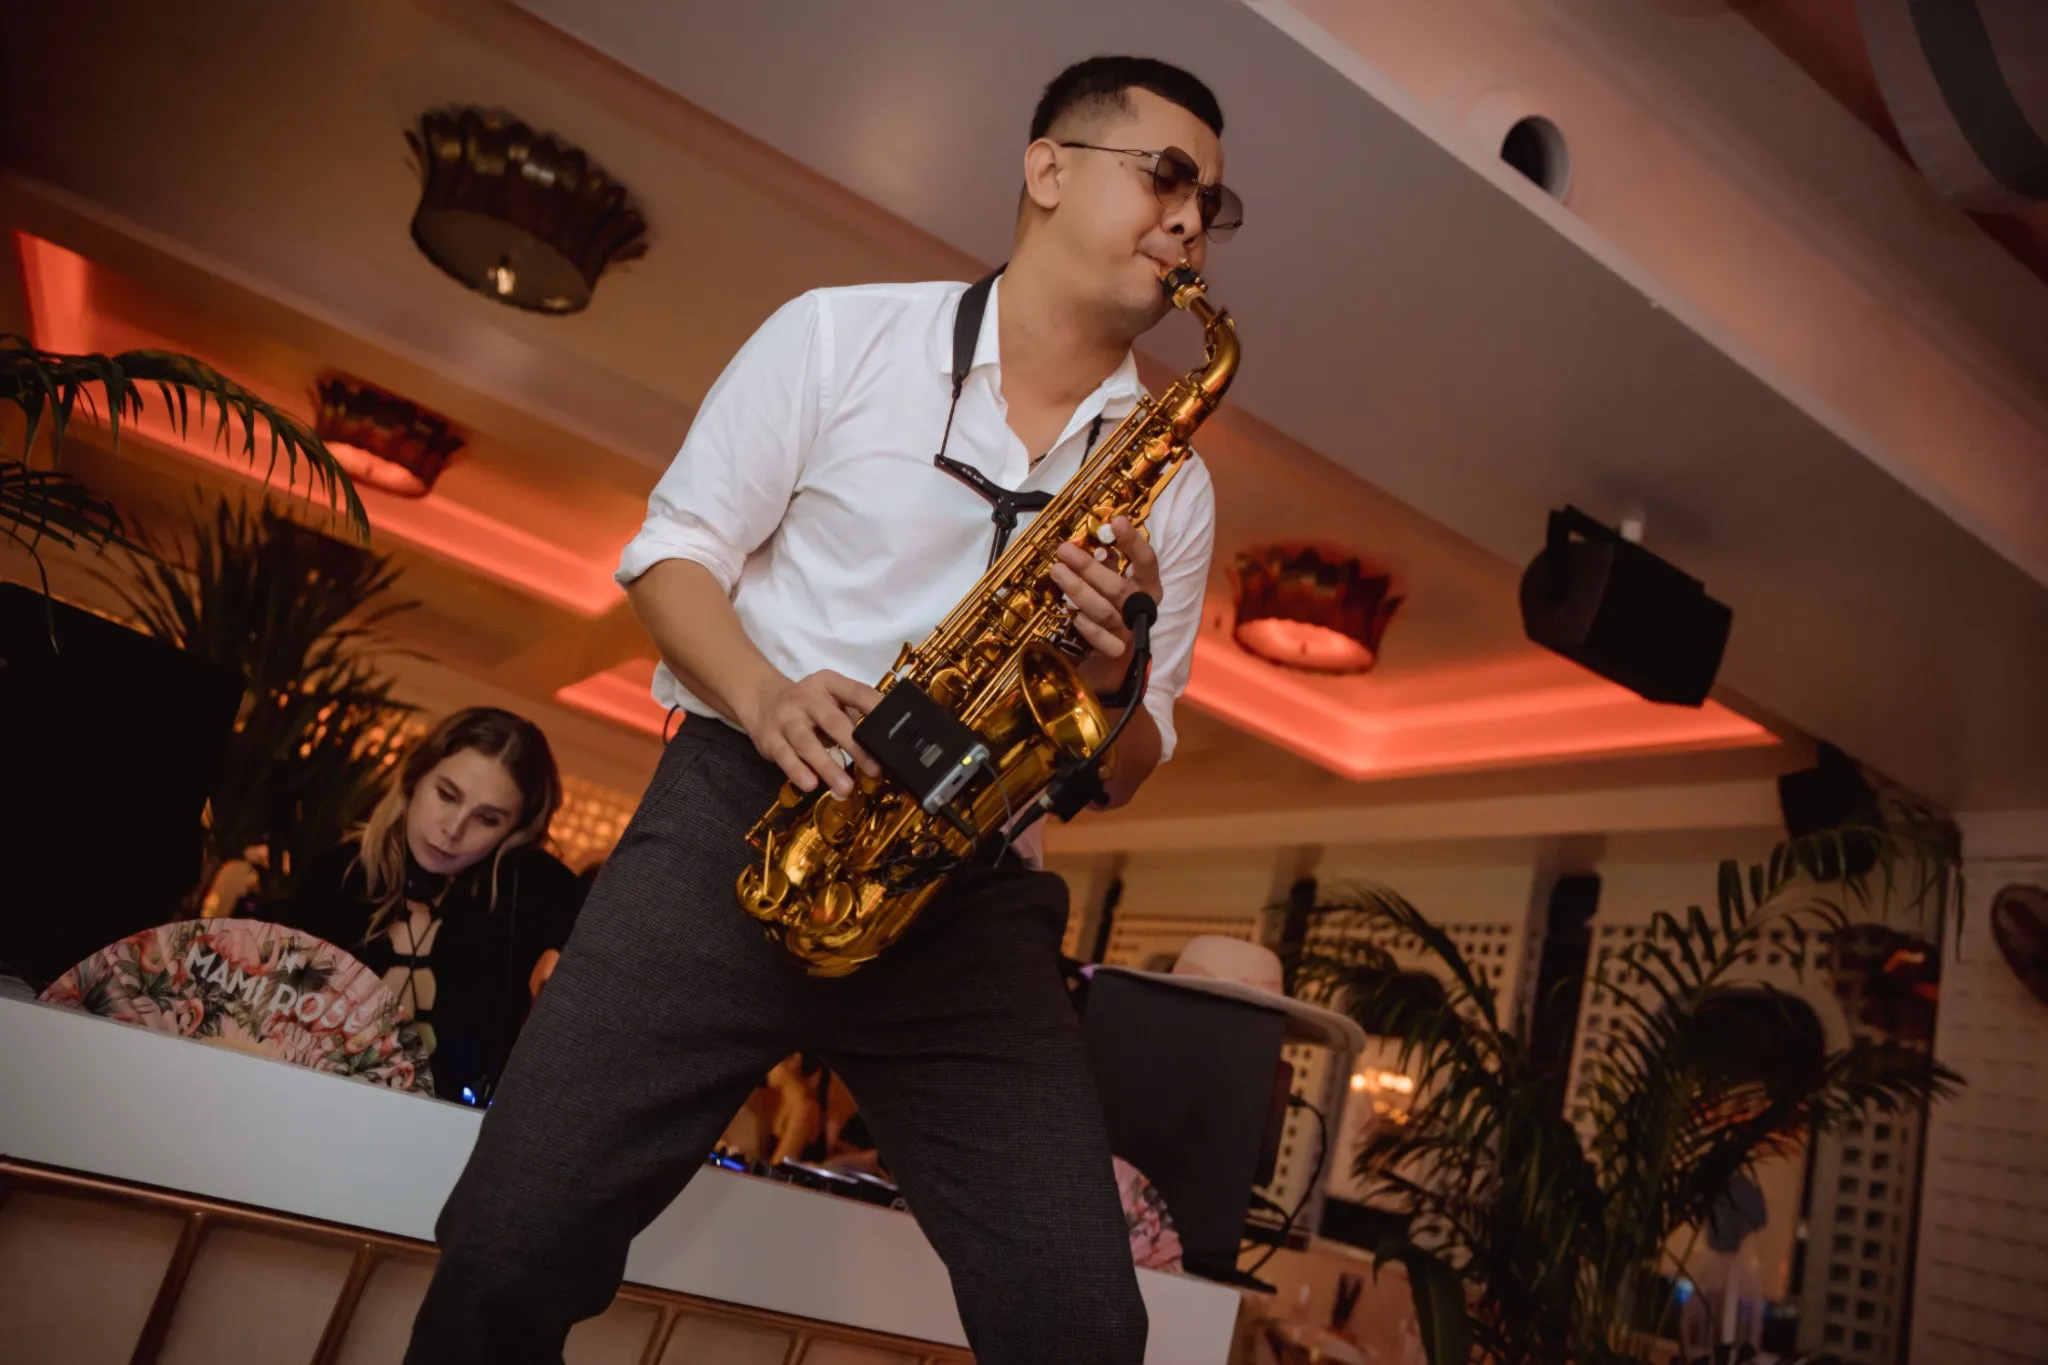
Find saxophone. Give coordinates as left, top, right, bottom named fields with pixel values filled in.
left=736, top=263, right=1239, bottom=975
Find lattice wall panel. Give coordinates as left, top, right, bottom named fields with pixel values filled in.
left=1800, top=928, right=1927, bottom=1365
left=1561, top=921, right=1836, bottom=1130
left=1910, top=852, right=2048, bottom=1365
left=1568, top=891, right=1927, bottom=1365
left=1304, top=915, right=1527, bottom=1015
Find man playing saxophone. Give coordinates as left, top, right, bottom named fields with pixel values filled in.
left=407, top=55, right=1238, bottom=1365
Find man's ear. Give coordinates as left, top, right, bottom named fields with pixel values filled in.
left=1021, top=138, right=1065, bottom=213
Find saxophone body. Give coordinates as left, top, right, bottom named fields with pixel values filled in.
left=736, top=264, right=1239, bottom=976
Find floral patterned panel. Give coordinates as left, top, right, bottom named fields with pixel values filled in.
left=40, top=919, right=433, bottom=1094
left=1114, top=1155, right=1184, bottom=1274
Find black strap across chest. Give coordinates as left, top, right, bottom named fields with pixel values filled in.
left=934, top=268, right=1104, bottom=567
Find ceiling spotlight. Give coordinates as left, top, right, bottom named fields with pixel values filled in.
left=1519, top=506, right=1730, bottom=707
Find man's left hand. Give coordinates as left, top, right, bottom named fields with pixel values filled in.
left=1050, top=516, right=1164, bottom=700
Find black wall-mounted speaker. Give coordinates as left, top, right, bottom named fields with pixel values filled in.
left=1518, top=506, right=1731, bottom=707
left=1777, top=741, right=1882, bottom=881
left=1778, top=742, right=1879, bottom=836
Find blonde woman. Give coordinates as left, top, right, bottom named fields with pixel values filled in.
left=276, top=707, right=584, bottom=1105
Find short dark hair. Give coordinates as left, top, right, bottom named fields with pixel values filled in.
left=1028, top=56, right=1224, bottom=143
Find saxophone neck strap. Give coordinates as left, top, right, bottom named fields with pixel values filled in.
left=934, top=266, right=1102, bottom=565
left=951, top=268, right=1002, bottom=400
left=935, top=267, right=1007, bottom=466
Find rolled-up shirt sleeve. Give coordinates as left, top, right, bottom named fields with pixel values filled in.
left=617, top=293, right=826, bottom=592
left=1138, top=458, right=1216, bottom=765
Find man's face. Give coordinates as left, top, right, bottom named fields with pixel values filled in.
left=1039, top=88, right=1225, bottom=329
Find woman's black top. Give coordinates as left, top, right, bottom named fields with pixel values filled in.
left=274, top=842, right=585, bottom=1104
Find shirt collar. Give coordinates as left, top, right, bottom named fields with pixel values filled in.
left=938, top=274, right=1143, bottom=403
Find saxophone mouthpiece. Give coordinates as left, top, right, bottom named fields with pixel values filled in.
left=1160, top=260, right=1204, bottom=308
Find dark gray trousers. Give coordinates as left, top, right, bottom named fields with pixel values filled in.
left=405, top=720, right=1145, bottom=1364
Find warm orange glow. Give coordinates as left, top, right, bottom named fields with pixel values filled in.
left=1185, top=604, right=1773, bottom=782
left=1234, top=616, right=1380, bottom=672
left=18, top=231, right=1779, bottom=782
left=13, top=232, right=625, bottom=618
left=137, top=412, right=621, bottom=616
left=327, top=441, right=435, bottom=497
left=1351, top=1069, right=1415, bottom=1095
left=14, top=230, right=92, bottom=352
left=555, top=658, right=672, bottom=737
left=561, top=618, right=1772, bottom=773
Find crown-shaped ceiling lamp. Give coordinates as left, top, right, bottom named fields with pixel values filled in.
left=312, top=372, right=465, bottom=497
left=1232, top=545, right=1403, bottom=674
left=406, top=106, right=648, bottom=315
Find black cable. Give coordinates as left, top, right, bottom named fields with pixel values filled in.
left=1245, top=1095, right=1328, bottom=1276
left=1094, top=591, right=1158, bottom=712
left=1000, top=592, right=1157, bottom=849
left=988, top=766, right=1022, bottom=867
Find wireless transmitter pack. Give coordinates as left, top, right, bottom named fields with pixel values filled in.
left=853, top=682, right=992, bottom=816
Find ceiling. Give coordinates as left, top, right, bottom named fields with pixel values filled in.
left=11, top=216, right=1769, bottom=809
left=1736, top=0, right=2048, bottom=287
left=4, top=0, right=2043, bottom=833
left=495, top=0, right=2048, bottom=806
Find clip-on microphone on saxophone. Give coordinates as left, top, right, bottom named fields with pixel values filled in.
left=999, top=589, right=1158, bottom=847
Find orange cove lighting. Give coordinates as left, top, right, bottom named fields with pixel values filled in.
left=14, top=232, right=625, bottom=618
left=16, top=231, right=1773, bottom=780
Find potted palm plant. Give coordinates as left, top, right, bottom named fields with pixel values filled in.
left=3, top=333, right=383, bottom=913
left=1295, top=828, right=1962, bottom=1365
left=107, top=499, right=417, bottom=910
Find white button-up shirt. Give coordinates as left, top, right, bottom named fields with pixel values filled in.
left=617, top=276, right=1217, bottom=769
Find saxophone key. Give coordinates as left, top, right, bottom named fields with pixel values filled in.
left=811, top=880, right=855, bottom=928
left=815, top=788, right=862, bottom=842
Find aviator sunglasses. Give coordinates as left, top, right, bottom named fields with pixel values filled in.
left=1056, top=142, right=1244, bottom=242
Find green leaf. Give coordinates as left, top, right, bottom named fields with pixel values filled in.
left=1374, top=1236, right=1473, bottom=1365
left=1281, top=813, right=1960, bottom=1363
left=0, top=337, right=371, bottom=585
left=97, top=497, right=418, bottom=904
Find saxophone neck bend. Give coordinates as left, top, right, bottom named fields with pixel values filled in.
left=1157, top=265, right=1239, bottom=427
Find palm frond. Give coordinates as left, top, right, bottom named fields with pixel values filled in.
left=1, top=336, right=369, bottom=585
left=100, top=497, right=415, bottom=904
left=1286, top=826, right=1963, bottom=1365
left=0, top=461, right=125, bottom=560
left=1372, top=1234, right=1475, bottom=1365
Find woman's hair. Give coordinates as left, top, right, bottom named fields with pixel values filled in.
left=354, top=707, right=563, bottom=934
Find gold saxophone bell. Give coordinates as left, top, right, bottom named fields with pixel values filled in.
left=736, top=266, right=1240, bottom=975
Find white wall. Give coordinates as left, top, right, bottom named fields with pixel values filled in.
left=1910, top=810, right=2048, bottom=1365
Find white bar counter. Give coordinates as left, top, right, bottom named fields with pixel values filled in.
left=0, top=997, right=1241, bottom=1363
